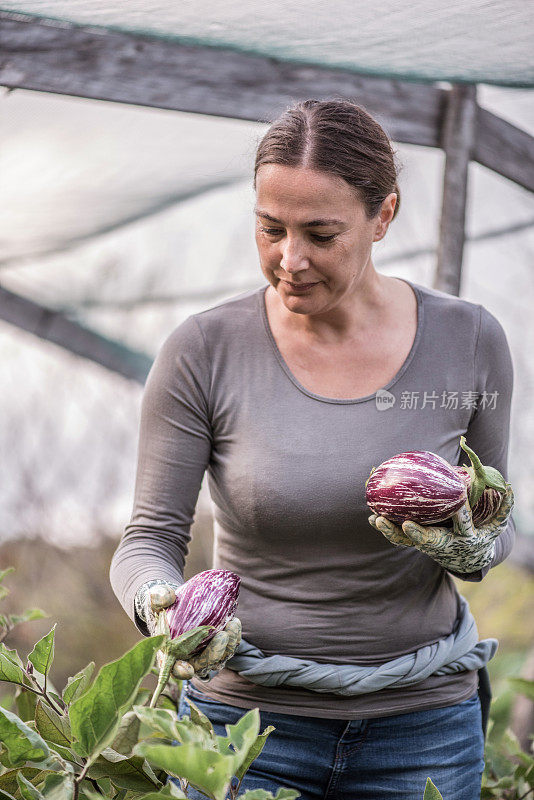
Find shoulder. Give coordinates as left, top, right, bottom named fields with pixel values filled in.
left=158, top=287, right=263, bottom=355
left=409, top=280, right=482, bottom=324
left=411, top=279, right=510, bottom=350
left=193, top=286, right=264, bottom=336
left=408, top=280, right=512, bottom=380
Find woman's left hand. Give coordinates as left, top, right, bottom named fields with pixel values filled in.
left=368, top=484, right=514, bottom=574
left=171, top=617, right=242, bottom=681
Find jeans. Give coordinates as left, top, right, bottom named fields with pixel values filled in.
left=176, top=680, right=484, bottom=800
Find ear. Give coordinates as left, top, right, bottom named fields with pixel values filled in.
left=373, top=192, right=397, bottom=241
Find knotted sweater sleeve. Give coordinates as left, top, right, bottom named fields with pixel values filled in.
left=109, top=316, right=213, bottom=630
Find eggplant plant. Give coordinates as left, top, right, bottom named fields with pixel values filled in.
left=1, top=567, right=532, bottom=799
left=0, top=567, right=295, bottom=800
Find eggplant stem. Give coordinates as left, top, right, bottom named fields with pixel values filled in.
left=459, top=435, right=483, bottom=472
left=149, top=652, right=175, bottom=708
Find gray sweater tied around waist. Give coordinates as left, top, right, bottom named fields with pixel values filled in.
left=223, top=596, right=497, bottom=696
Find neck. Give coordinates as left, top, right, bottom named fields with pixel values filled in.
left=269, top=266, right=396, bottom=344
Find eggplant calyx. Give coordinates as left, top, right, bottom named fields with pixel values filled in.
left=459, top=435, right=507, bottom=507
left=365, top=467, right=376, bottom=489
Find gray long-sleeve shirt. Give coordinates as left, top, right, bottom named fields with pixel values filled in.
left=110, top=279, right=515, bottom=719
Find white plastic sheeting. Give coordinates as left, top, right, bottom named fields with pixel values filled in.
left=2, top=0, right=533, bottom=86
left=0, top=85, right=533, bottom=544
left=0, top=90, right=261, bottom=264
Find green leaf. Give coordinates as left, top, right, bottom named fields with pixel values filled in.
left=125, top=788, right=187, bottom=800
left=94, top=779, right=112, bottom=798
left=69, top=636, right=164, bottom=762
left=0, top=770, right=48, bottom=795
left=41, top=773, right=75, bottom=800
left=166, top=627, right=214, bottom=661
left=16, top=773, right=45, bottom=800
left=62, top=663, right=95, bottom=706
left=135, top=742, right=233, bottom=800
left=155, top=694, right=178, bottom=712
left=0, top=643, right=30, bottom=688
left=508, top=677, right=534, bottom=701
left=15, top=687, right=39, bottom=722
left=133, top=688, right=151, bottom=707
left=185, top=698, right=215, bottom=738
left=0, top=789, right=17, bottom=800
left=487, top=690, right=513, bottom=745
left=133, top=706, right=180, bottom=741
left=0, top=705, right=50, bottom=766
left=235, top=724, right=275, bottom=781
left=112, top=711, right=141, bottom=756
left=423, top=778, right=444, bottom=800
left=224, top=708, right=261, bottom=773
left=41, top=740, right=81, bottom=765
left=0, top=568, right=15, bottom=585
left=29, top=626, right=56, bottom=677
left=8, top=610, right=47, bottom=628
left=88, top=754, right=161, bottom=791
left=35, top=700, right=72, bottom=746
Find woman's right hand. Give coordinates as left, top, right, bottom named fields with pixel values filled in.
left=136, top=579, right=181, bottom=634
left=135, top=580, right=242, bottom=681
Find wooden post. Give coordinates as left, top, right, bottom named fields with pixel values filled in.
left=434, top=84, right=477, bottom=297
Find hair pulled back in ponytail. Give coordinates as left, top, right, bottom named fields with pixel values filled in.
left=254, top=99, right=402, bottom=221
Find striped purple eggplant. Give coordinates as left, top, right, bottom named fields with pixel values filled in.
left=166, top=569, right=240, bottom=656
left=365, top=451, right=468, bottom=525
left=454, top=467, right=503, bottom=525
left=452, top=436, right=506, bottom=526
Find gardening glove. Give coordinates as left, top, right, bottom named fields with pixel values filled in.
left=368, top=483, right=514, bottom=574
left=135, top=579, right=242, bottom=681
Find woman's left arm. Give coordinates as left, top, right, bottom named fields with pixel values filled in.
left=450, top=306, right=516, bottom=579
left=370, top=305, right=516, bottom=581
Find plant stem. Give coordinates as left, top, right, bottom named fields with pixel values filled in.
left=75, top=761, right=91, bottom=789
left=517, top=789, right=534, bottom=800
left=42, top=688, right=65, bottom=715
left=24, top=671, right=65, bottom=716
left=150, top=652, right=175, bottom=708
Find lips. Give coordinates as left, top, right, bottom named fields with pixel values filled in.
left=283, top=281, right=318, bottom=290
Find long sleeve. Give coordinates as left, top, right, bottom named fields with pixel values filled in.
left=110, top=316, right=213, bottom=628
left=451, top=305, right=515, bottom=582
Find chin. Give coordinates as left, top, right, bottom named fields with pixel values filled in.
left=279, top=293, right=322, bottom=315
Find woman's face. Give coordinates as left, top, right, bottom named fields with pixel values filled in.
left=254, top=164, right=396, bottom=317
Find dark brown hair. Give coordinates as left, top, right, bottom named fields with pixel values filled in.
left=254, top=98, right=401, bottom=221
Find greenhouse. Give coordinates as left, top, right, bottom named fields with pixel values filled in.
left=0, top=2, right=533, bottom=797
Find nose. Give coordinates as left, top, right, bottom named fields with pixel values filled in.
left=280, top=236, right=308, bottom=274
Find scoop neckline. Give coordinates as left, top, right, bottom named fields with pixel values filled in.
left=258, top=278, right=424, bottom=405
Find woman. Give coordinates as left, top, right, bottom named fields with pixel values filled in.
left=110, top=99, right=515, bottom=799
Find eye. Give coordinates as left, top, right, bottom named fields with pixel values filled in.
left=311, top=234, right=336, bottom=243
left=259, top=226, right=283, bottom=236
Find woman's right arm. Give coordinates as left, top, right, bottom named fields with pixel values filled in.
left=109, top=316, right=213, bottom=634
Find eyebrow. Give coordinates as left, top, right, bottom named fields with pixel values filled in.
left=254, top=209, right=344, bottom=227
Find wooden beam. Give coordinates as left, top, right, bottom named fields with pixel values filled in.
left=0, top=12, right=445, bottom=148
left=0, top=286, right=152, bottom=384
left=2, top=13, right=533, bottom=193
left=475, top=106, right=534, bottom=193
left=434, top=85, right=477, bottom=297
